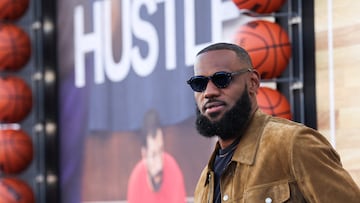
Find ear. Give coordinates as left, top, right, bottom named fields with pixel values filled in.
left=248, top=70, right=260, bottom=95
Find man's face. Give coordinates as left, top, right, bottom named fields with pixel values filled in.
left=142, top=128, right=164, bottom=191
left=193, top=49, right=251, bottom=122
left=193, top=49, right=255, bottom=140
left=195, top=88, right=252, bottom=140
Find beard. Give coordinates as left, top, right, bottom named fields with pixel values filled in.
left=195, top=89, right=252, bottom=141
left=149, top=170, right=163, bottom=192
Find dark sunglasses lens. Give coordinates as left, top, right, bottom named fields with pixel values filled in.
left=189, top=77, right=208, bottom=92
left=212, top=72, right=231, bottom=88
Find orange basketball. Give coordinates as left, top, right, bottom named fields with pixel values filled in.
left=0, top=76, right=33, bottom=123
left=0, top=0, right=30, bottom=20
left=256, top=87, right=292, bottom=119
left=0, top=177, right=35, bottom=203
left=233, top=20, right=291, bottom=79
left=0, top=24, right=31, bottom=72
left=0, top=129, right=33, bottom=174
left=232, top=0, right=286, bottom=14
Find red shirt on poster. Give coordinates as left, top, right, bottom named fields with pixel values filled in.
left=127, top=152, right=186, bottom=203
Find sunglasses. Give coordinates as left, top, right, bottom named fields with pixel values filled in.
left=187, top=68, right=252, bottom=92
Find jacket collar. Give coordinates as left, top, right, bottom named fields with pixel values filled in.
left=207, top=109, right=269, bottom=169
left=231, top=109, right=269, bottom=165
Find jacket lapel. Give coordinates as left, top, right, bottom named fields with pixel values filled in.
left=232, top=110, right=269, bottom=165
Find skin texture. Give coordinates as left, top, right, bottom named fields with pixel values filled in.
left=193, top=49, right=260, bottom=149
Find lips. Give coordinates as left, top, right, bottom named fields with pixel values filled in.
left=204, top=100, right=226, bottom=114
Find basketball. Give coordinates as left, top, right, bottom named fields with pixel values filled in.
left=0, top=24, right=31, bottom=72
left=0, top=76, right=33, bottom=123
left=0, top=177, right=35, bottom=203
left=233, top=20, right=291, bottom=79
left=0, top=0, right=30, bottom=20
left=256, top=86, right=292, bottom=119
left=0, top=129, right=33, bottom=174
left=232, top=0, right=286, bottom=14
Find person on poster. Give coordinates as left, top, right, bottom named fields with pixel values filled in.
left=127, top=109, right=186, bottom=203
left=187, top=42, right=360, bottom=202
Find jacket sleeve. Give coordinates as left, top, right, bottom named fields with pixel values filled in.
left=291, top=127, right=360, bottom=203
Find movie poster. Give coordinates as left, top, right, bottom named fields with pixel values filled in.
left=57, top=0, right=247, bottom=202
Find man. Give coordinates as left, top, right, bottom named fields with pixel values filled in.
left=187, top=42, right=360, bottom=202
left=127, top=109, right=186, bottom=203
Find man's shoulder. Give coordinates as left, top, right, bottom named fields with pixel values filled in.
left=129, top=159, right=147, bottom=180
left=250, top=110, right=308, bottom=139
left=263, top=115, right=308, bottom=137
left=260, top=115, right=330, bottom=149
left=163, top=152, right=183, bottom=171
left=256, top=115, right=317, bottom=150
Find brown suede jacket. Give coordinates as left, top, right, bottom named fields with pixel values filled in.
left=194, top=110, right=360, bottom=203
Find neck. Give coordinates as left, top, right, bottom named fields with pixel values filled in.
left=218, top=138, right=236, bottom=149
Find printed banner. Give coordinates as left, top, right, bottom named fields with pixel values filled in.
left=58, top=0, right=247, bottom=202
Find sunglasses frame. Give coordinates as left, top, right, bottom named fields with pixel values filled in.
left=187, top=68, right=253, bottom=92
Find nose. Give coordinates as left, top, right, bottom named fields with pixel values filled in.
left=203, top=80, right=221, bottom=98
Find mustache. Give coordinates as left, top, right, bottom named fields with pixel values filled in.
left=150, top=170, right=163, bottom=191
left=204, top=98, right=224, bottom=105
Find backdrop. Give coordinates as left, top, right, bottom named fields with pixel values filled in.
left=57, top=0, right=247, bottom=202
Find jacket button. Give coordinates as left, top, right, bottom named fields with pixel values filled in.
left=223, top=194, right=229, bottom=201
left=265, top=197, right=272, bottom=203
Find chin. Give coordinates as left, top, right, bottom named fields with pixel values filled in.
left=207, top=111, right=224, bottom=121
